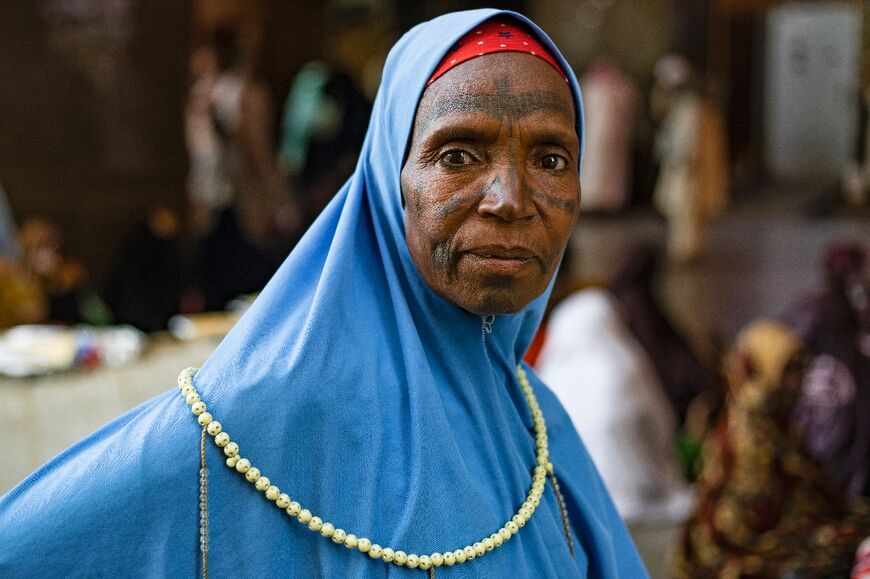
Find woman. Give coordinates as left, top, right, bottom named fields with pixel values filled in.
left=609, top=243, right=715, bottom=426
left=0, top=10, right=645, bottom=578
left=672, top=321, right=870, bottom=578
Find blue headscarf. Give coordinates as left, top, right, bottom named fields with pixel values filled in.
left=0, top=10, right=646, bottom=578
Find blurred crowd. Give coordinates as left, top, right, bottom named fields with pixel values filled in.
left=529, top=239, right=869, bottom=578
left=0, top=25, right=372, bottom=335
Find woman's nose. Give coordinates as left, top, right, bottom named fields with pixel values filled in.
left=476, top=162, right=536, bottom=222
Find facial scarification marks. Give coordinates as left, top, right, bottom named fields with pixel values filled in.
left=411, top=173, right=426, bottom=216
left=417, top=84, right=573, bottom=136
left=430, top=240, right=454, bottom=271
left=528, top=187, right=577, bottom=215
left=435, top=176, right=504, bottom=219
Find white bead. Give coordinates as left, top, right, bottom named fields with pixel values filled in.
left=357, top=537, right=371, bottom=553
left=331, top=528, right=346, bottom=544
left=443, top=551, right=456, bottom=566
left=464, top=546, right=475, bottom=560
left=506, top=521, right=519, bottom=535
left=178, top=367, right=197, bottom=387
left=368, top=544, right=382, bottom=559
left=394, top=551, right=407, bottom=566
left=286, top=502, right=301, bottom=516
left=298, top=509, right=312, bottom=524
left=430, top=552, right=443, bottom=567
left=185, top=392, right=200, bottom=405
left=234, top=458, right=250, bottom=473
left=214, top=432, right=230, bottom=447
left=418, top=555, right=432, bottom=570
left=198, top=412, right=213, bottom=426
left=380, top=547, right=394, bottom=563
left=499, top=527, right=511, bottom=541
left=276, top=494, right=291, bottom=509
left=513, top=514, right=526, bottom=528
left=223, top=442, right=239, bottom=457
left=343, top=534, right=358, bottom=549
left=191, top=401, right=206, bottom=416
left=255, top=477, right=270, bottom=491
left=454, top=549, right=467, bottom=564
left=245, top=467, right=261, bottom=483
left=225, top=455, right=240, bottom=468
left=483, top=537, right=494, bottom=552
left=265, top=486, right=280, bottom=501
left=320, top=522, right=334, bottom=538
left=473, top=542, right=485, bottom=556
left=181, top=385, right=195, bottom=397
left=206, top=421, right=222, bottom=436
left=307, top=516, right=322, bottom=531
left=406, top=554, right=419, bottom=568
left=492, top=532, right=504, bottom=548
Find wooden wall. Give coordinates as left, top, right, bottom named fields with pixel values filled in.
left=0, top=0, right=189, bottom=287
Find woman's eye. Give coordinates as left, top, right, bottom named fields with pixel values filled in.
left=541, top=154, right=567, bottom=171
left=441, top=150, right=473, bottom=166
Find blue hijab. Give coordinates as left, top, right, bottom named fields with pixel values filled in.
left=0, top=10, right=646, bottom=578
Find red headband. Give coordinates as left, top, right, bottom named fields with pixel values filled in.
left=427, top=17, right=569, bottom=87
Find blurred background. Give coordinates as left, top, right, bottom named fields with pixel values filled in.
left=0, top=0, right=868, bottom=576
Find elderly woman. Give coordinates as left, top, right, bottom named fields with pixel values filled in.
left=0, top=10, right=645, bottom=578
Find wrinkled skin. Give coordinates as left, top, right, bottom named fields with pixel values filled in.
left=402, top=52, right=580, bottom=315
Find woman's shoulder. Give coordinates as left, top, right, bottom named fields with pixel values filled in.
left=0, top=389, right=199, bottom=577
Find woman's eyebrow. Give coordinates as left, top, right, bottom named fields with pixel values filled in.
left=419, top=89, right=573, bottom=133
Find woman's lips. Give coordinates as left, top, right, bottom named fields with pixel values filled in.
left=462, top=246, right=538, bottom=275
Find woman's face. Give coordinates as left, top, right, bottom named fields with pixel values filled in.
left=402, top=52, right=580, bottom=315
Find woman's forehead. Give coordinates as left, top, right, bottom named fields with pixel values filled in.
left=414, top=53, right=576, bottom=134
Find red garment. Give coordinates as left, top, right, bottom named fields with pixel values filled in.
left=523, top=324, right=547, bottom=367
left=427, top=17, right=568, bottom=87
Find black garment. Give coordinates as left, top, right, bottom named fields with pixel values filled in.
left=610, top=245, right=715, bottom=424
left=198, top=208, right=286, bottom=311
left=105, top=222, right=185, bottom=332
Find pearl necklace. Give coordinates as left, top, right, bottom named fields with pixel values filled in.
left=177, top=365, right=572, bottom=575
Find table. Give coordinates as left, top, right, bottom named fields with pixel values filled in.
left=0, top=335, right=218, bottom=495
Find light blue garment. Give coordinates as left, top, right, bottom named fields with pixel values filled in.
left=0, top=10, right=647, bottom=578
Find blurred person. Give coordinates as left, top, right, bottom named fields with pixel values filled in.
left=537, top=288, right=694, bottom=525
left=855, top=537, right=870, bottom=579
left=843, top=85, right=870, bottom=208
left=0, top=185, right=44, bottom=328
left=184, top=28, right=298, bottom=311
left=104, top=205, right=187, bottom=332
left=279, top=61, right=371, bottom=230
left=791, top=242, right=870, bottom=498
left=184, top=44, right=227, bottom=235
left=18, top=217, right=105, bottom=324
left=652, top=54, right=728, bottom=264
left=0, top=184, right=20, bottom=260
left=672, top=320, right=870, bottom=579
left=578, top=57, right=640, bottom=213
left=609, top=244, right=716, bottom=425
left=0, top=259, right=45, bottom=329
left=0, top=11, right=647, bottom=577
